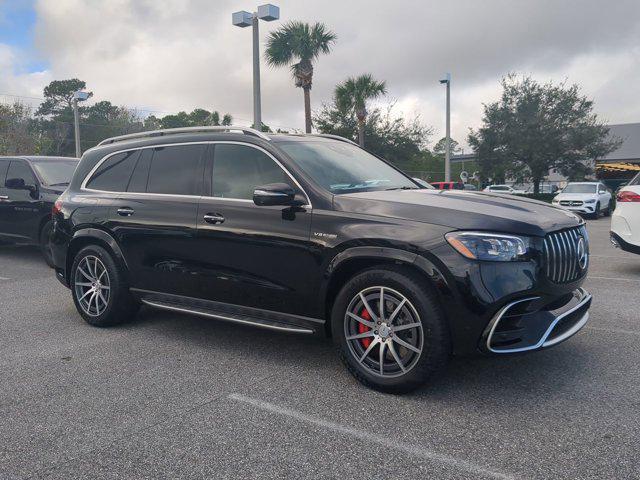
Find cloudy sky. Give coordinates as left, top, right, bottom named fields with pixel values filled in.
left=1, top=0, right=639, bottom=148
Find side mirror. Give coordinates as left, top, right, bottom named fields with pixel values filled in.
left=6, top=178, right=38, bottom=197
left=6, top=178, right=26, bottom=189
left=253, top=183, right=297, bottom=206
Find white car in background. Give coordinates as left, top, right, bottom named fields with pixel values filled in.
left=552, top=182, right=613, bottom=218
left=483, top=184, right=516, bottom=194
left=611, top=172, right=640, bottom=255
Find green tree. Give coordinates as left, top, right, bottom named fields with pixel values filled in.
left=432, top=137, right=461, bottom=157
left=315, top=102, right=432, bottom=171
left=36, top=79, right=93, bottom=116
left=469, top=75, right=621, bottom=193
left=265, top=21, right=336, bottom=133
left=335, top=74, right=386, bottom=147
left=0, top=102, right=39, bottom=155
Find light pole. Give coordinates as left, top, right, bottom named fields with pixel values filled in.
left=72, top=90, right=90, bottom=158
left=232, top=4, right=280, bottom=130
left=440, top=73, right=451, bottom=182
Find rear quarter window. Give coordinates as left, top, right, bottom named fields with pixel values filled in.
left=86, top=151, right=140, bottom=192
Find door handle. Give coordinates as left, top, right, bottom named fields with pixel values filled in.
left=117, top=207, right=135, bottom=217
left=203, top=213, right=225, bottom=224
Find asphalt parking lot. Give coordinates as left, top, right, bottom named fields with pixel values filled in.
left=1, top=218, right=639, bottom=480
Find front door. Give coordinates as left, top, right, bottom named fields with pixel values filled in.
left=194, top=143, right=317, bottom=316
left=2, top=160, right=41, bottom=242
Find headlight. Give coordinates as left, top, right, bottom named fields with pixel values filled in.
left=445, top=231, right=531, bottom=262
left=584, top=199, right=596, bottom=204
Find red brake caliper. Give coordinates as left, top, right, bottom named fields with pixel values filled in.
left=358, top=308, right=372, bottom=348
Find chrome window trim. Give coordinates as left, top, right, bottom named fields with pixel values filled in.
left=80, top=141, right=312, bottom=209
left=483, top=288, right=591, bottom=354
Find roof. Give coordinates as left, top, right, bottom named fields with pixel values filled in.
left=601, top=123, right=640, bottom=162
left=0, top=156, right=78, bottom=162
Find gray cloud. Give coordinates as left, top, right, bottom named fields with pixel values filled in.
left=20, top=0, right=640, bottom=146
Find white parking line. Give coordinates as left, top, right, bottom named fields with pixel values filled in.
left=586, top=326, right=640, bottom=336
left=0, top=276, right=9, bottom=281
left=229, top=393, right=516, bottom=480
left=587, top=276, right=640, bottom=282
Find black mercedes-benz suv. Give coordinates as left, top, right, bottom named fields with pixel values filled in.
left=0, top=156, right=78, bottom=266
left=51, top=127, right=592, bottom=392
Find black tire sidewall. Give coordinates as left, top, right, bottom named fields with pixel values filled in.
left=71, top=245, right=135, bottom=327
left=40, top=221, right=54, bottom=268
left=331, top=266, right=450, bottom=393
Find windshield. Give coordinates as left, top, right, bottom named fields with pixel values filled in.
left=31, top=161, right=78, bottom=186
left=278, top=141, right=417, bottom=194
left=563, top=184, right=596, bottom=194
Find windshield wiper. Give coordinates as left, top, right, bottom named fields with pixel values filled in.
left=48, top=182, right=69, bottom=186
left=385, top=186, right=417, bottom=191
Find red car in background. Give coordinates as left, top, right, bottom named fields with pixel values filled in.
left=431, top=181, right=465, bottom=190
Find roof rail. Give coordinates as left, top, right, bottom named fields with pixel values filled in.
left=312, top=134, right=359, bottom=146
left=97, top=126, right=271, bottom=146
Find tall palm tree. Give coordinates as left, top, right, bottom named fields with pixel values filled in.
left=335, top=74, right=387, bottom=147
left=266, top=21, right=336, bottom=133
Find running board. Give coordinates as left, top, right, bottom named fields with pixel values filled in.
left=140, top=298, right=315, bottom=334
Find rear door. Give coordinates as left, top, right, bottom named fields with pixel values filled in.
left=107, top=144, right=207, bottom=296
left=0, top=159, right=10, bottom=238
left=193, top=142, right=315, bottom=315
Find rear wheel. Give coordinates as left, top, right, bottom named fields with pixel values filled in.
left=40, top=221, right=54, bottom=268
left=71, top=245, right=138, bottom=327
left=331, top=266, right=450, bottom=393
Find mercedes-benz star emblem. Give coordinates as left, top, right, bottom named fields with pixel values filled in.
left=576, top=236, right=588, bottom=270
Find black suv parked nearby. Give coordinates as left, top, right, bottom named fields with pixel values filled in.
left=0, top=156, right=78, bottom=266
left=51, top=127, right=592, bottom=392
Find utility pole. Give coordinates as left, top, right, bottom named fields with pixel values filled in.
left=233, top=4, right=280, bottom=130
left=72, top=91, right=89, bottom=158
left=440, top=73, right=451, bottom=182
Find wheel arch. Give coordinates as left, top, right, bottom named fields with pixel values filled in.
left=322, top=247, right=452, bottom=337
left=66, top=228, right=129, bottom=284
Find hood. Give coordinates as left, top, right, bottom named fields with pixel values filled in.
left=333, top=189, right=582, bottom=237
left=553, top=192, right=598, bottom=201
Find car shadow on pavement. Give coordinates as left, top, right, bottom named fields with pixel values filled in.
left=126, top=305, right=592, bottom=404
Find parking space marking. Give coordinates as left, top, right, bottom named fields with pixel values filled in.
left=0, top=276, right=9, bottom=281
left=229, top=393, right=516, bottom=480
left=586, top=326, right=640, bottom=336
left=587, top=276, right=640, bottom=282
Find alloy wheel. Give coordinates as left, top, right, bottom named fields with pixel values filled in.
left=344, top=286, right=424, bottom=378
left=74, top=255, right=111, bottom=317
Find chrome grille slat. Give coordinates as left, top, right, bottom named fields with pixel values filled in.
left=543, top=226, right=587, bottom=284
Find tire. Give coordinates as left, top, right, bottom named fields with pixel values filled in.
left=70, top=245, right=138, bottom=327
left=40, top=221, right=54, bottom=268
left=592, top=202, right=600, bottom=219
left=604, top=201, right=612, bottom=217
left=331, top=265, right=450, bottom=393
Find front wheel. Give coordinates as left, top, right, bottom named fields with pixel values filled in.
left=331, top=266, right=450, bottom=393
left=40, top=221, right=54, bottom=268
left=592, top=202, right=601, bottom=219
left=71, top=245, right=138, bottom=327
left=603, top=200, right=612, bottom=217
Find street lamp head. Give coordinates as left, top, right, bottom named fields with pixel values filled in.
left=257, top=4, right=279, bottom=21
left=73, top=91, right=90, bottom=101
left=439, top=73, right=451, bottom=84
left=232, top=10, right=253, bottom=27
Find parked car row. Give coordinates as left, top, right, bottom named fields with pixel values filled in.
left=611, top=172, right=640, bottom=254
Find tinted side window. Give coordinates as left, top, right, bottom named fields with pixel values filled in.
left=629, top=173, right=640, bottom=186
left=211, top=144, right=290, bottom=200
left=127, top=149, right=152, bottom=192
left=0, top=160, right=9, bottom=185
left=86, top=151, right=139, bottom=192
left=146, top=145, right=205, bottom=195
left=6, top=161, right=36, bottom=186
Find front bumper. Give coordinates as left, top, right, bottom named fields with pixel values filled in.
left=555, top=203, right=596, bottom=214
left=480, top=288, right=591, bottom=353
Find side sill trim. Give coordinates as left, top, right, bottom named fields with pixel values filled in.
left=140, top=299, right=315, bottom=335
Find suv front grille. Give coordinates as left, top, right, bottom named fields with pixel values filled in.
left=543, top=226, right=588, bottom=284
left=560, top=200, right=583, bottom=206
